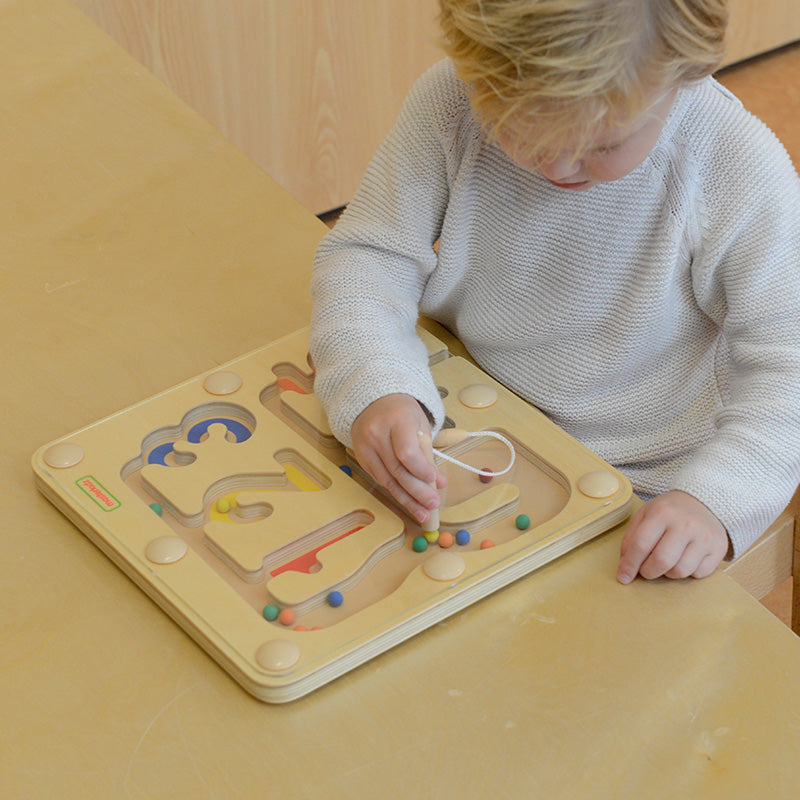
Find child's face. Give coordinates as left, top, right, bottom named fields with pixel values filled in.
left=495, top=90, right=676, bottom=191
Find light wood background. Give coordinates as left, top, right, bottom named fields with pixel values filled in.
left=727, top=0, right=800, bottom=68
left=69, top=0, right=800, bottom=215
left=69, top=1, right=443, bottom=214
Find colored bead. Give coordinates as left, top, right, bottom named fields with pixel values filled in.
left=327, top=590, right=344, bottom=608
left=216, top=497, right=231, bottom=513
left=480, top=539, right=495, bottom=549
left=479, top=468, right=493, bottom=484
left=278, top=608, right=296, bottom=626
left=455, top=529, right=471, bottom=546
left=412, top=536, right=428, bottom=552
left=339, top=464, right=352, bottom=476
left=438, top=532, right=454, bottom=548
left=515, top=514, right=531, bottom=530
left=262, top=604, right=279, bottom=621
left=149, top=503, right=163, bottom=516
left=424, top=530, right=439, bottom=544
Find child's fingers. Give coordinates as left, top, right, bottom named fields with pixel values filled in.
left=384, top=447, right=441, bottom=520
left=350, top=393, right=442, bottom=520
left=663, top=546, right=699, bottom=579
left=660, top=539, right=707, bottom=580
left=637, top=530, right=692, bottom=580
left=354, top=442, right=435, bottom=523
left=691, top=551, right=722, bottom=579
left=618, top=510, right=694, bottom=582
left=668, top=532, right=728, bottom=579
left=618, top=491, right=729, bottom=584
left=391, top=426, right=437, bottom=485
left=617, top=508, right=664, bottom=583
left=352, top=424, right=441, bottom=523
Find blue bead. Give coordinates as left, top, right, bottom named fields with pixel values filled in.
left=339, top=464, right=352, bottom=476
left=455, top=529, right=470, bottom=546
left=327, top=590, right=344, bottom=608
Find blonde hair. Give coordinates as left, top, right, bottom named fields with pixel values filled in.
left=439, top=0, right=728, bottom=159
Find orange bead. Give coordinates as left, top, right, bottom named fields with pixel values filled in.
left=480, top=539, right=495, bottom=549
left=438, top=531, right=454, bottom=548
left=278, top=608, right=296, bottom=626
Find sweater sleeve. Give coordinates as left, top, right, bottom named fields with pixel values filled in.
left=670, top=107, right=800, bottom=556
left=309, top=61, right=464, bottom=447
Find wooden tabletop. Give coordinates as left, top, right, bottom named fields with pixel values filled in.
left=3, top=2, right=800, bottom=797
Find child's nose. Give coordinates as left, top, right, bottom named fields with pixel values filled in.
left=538, top=154, right=582, bottom=182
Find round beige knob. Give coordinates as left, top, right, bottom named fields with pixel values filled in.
left=577, top=471, right=620, bottom=499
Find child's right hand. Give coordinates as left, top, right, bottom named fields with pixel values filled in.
left=350, top=393, right=446, bottom=525
left=616, top=490, right=730, bottom=584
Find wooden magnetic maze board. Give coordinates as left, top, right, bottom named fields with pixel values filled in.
left=33, top=326, right=633, bottom=702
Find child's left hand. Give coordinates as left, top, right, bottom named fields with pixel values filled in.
left=617, top=490, right=729, bottom=584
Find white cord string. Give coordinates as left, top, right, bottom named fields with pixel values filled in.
left=432, top=430, right=516, bottom=476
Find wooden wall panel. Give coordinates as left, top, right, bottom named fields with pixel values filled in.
left=70, top=0, right=443, bottom=214
left=69, top=1, right=798, bottom=214
left=725, top=0, right=800, bottom=66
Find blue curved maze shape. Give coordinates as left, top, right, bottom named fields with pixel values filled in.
left=147, top=418, right=252, bottom=465
left=187, top=418, right=252, bottom=444
left=148, top=442, right=176, bottom=466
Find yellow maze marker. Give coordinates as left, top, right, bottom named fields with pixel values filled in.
left=209, top=464, right=322, bottom=522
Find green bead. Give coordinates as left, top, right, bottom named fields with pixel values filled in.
left=412, top=536, right=428, bottom=553
left=262, top=604, right=279, bottom=621
left=149, top=503, right=162, bottom=516
left=515, top=514, right=531, bottom=530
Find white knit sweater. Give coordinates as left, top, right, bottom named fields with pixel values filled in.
left=310, top=59, right=800, bottom=558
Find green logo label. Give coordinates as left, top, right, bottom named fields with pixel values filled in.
left=76, top=476, right=121, bottom=511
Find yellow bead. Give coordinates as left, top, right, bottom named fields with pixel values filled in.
left=424, top=530, right=439, bottom=543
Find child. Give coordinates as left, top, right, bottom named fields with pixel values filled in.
left=309, top=0, right=800, bottom=585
